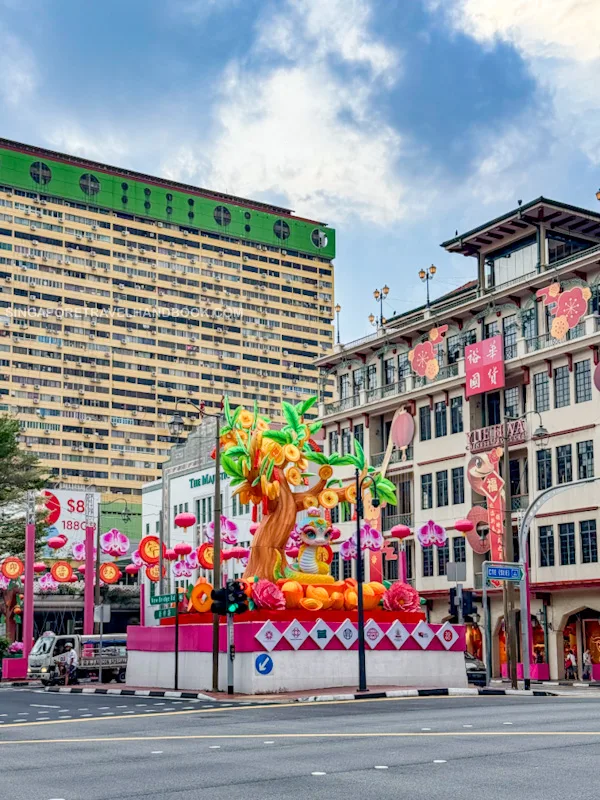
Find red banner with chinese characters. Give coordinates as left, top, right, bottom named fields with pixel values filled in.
left=465, top=335, right=505, bottom=398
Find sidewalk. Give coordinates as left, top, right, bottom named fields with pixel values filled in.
left=45, top=682, right=559, bottom=702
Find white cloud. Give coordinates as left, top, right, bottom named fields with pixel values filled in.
left=0, top=31, right=36, bottom=106
left=435, top=0, right=600, bottom=164
left=163, top=0, right=407, bottom=225
left=43, top=124, right=130, bottom=165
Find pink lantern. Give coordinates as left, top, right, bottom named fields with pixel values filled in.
left=69, top=575, right=79, bottom=583
left=174, top=541, right=192, bottom=557
left=125, top=564, right=140, bottom=575
left=390, top=408, right=415, bottom=460
left=390, top=524, right=411, bottom=540
left=330, top=526, right=341, bottom=541
left=455, top=519, right=475, bottom=533
left=164, top=548, right=178, bottom=561
left=78, top=564, right=86, bottom=574
left=33, top=561, right=47, bottom=574
left=174, top=512, right=197, bottom=531
left=47, top=536, right=64, bottom=550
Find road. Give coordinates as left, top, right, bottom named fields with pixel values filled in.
left=1, top=687, right=599, bottom=799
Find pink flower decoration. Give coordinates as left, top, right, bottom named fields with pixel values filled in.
left=361, top=523, right=383, bottom=551
left=100, top=528, right=130, bottom=557
left=0, top=574, right=10, bottom=591
left=131, top=550, right=143, bottom=567
left=409, top=341, right=435, bottom=377
left=252, top=579, right=285, bottom=611
left=38, top=573, right=59, bottom=592
left=383, top=581, right=421, bottom=612
left=172, top=560, right=192, bottom=578
left=340, top=537, right=357, bottom=561
left=417, top=520, right=447, bottom=547
left=71, top=541, right=97, bottom=562
left=555, top=286, right=588, bottom=329
left=204, top=516, right=239, bottom=545
left=185, top=551, right=199, bottom=570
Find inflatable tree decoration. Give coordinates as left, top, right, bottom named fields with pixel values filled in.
left=218, top=396, right=397, bottom=581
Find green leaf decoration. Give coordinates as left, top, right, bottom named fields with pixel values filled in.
left=220, top=453, right=243, bottom=478
left=298, top=396, right=318, bottom=415
left=229, top=476, right=246, bottom=487
left=220, top=425, right=231, bottom=436
left=252, top=399, right=258, bottom=429
left=326, top=478, right=343, bottom=488
left=222, top=445, right=247, bottom=459
left=330, top=454, right=359, bottom=467
left=353, top=439, right=365, bottom=470
left=262, top=430, right=292, bottom=445
left=223, top=395, right=232, bottom=426
left=308, top=420, right=323, bottom=435
left=232, top=406, right=242, bottom=427
left=266, top=457, right=275, bottom=481
left=282, top=401, right=301, bottom=432
left=303, top=445, right=328, bottom=465
left=251, top=475, right=261, bottom=487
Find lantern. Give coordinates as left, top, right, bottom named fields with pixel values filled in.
left=390, top=524, right=411, bottom=540
left=594, top=363, right=600, bottom=393
left=33, top=562, right=47, bottom=574
left=174, top=512, right=197, bottom=531
left=390, top=408, right=415, bottom=460
left=164, top=548, right=177, bottom=562
left=47, top=536, right=64, bottom=550
left=174, top=541, right=192, bottom=557
left=455, top=519, right=475, bottom=533
left=125, top=563, right=140, bottom=575
left=249, top=522, right=259, bottom=535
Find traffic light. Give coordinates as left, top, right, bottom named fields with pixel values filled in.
left=462, top=590, right=475, bottom=617
left=211, top=587, right=228, bottom=616
left=449, top=588, right=476, bottom=622
left=226, top=580, right=249, bottom=615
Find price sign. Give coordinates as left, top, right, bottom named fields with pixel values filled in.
left=41, top=490, right=100, bottom=549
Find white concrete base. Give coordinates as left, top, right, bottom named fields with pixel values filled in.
left=127, top=649, right=467, bottom=694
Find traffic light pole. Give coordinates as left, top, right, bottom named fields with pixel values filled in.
left=456, top=583, right=464, bottom=625
left=227, top=612, right=234, bottom=695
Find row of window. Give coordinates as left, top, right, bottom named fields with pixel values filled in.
left=539, top=520, right=598, bottom=566
left=419, top=397, right=463, bottom=440
left=536, top=440, right=594, bottom=490
left=422, top=537, right=466, bottom=578
left=421, top=467, right=464, bottom=510
left=534, top=360, right=592, bottom=411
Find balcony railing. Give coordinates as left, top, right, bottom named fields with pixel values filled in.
left=324, top=394, right=360, bottom=415
left=511, top=494, right=529, bottom=512
left=413, top=362, right=459, bottom=388
left=526, top=322, right=585, bottom=353
left=381, top=512, right=413, bottom=533
left=371, top=446, right=414, bottom=468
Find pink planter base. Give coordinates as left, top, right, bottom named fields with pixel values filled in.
left=501, top=662, right=549, bottom=681
left=1, top=657, right=27, bottom=681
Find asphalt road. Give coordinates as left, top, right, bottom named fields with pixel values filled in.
left=1, top=688, right=600, bottom=800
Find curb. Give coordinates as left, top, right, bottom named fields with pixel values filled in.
left=44, top=685, right=558, bottom=702
left=0, top=681, right=42, bottom=688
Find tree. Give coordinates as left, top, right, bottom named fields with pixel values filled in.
left=218, top=397, right=397, bottom=580
left=0, top=415, right=48, bottom=559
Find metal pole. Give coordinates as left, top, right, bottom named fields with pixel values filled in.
left=426, top=275, right=430, bottom=308
left=174, top=591, right=180, bottom=691
left=94, top=500, right=101, bottom=627
left=23, top=490, right=36, bottom=661
left=98, top=616, right=103, bottom=685
left=158, top=510, right=164, bottom=596
left=355, top=468, right=367, bottom=692
left=483, top=563, right=491, bottom=686
left=212, top=414, right=222, bottom=693
left=84, top=493, right=95, bottom=636
left=399, top=541, right=407, bottom=583
left=227, top=612, right=234, bottom=695
left=457, top=583, right=464, bottom=625
left=502, top=421, right=518, bottom=689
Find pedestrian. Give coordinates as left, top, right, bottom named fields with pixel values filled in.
left=565, top=649, right=577, bottom=680
left=62, top=643, right=78, bottom=685
left=583, top=649, right=592, bottom=680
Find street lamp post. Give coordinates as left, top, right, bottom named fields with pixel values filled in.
left=335, top=303, right=342, bottom=344
left=418, top=265, right=437, bottom=308
left=502, top=411, right=548, bottom=690
left=169, top=399, right=222, bottom=692
left=369, top=285, right=389, bottom=329
left=354, top=468, right=381, bottom=692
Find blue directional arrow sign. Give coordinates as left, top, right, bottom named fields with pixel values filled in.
left=255, top=654, right=274, bottom=676
left=484, top=562, right=524, bottom=582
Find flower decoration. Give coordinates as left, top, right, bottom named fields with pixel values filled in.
left=99, top=528, right=130, bottom=557
left=0, top=574, right=10, bottom=591
left=204, top=516, right=239, bottom=546
left=8, top=641, right=24, bottom=654
left=383, top=581, right=421, bottom=612
left=131, top=550, right=143, bottom=567
left=417, top=520, right=447, bottom=547
left=251, top=579, right=285, bottom=611
left=537, top=283, right=591, bottom=340
left=38, top=573, right=59, bottom=592
left=361, top=523, right=383, bottom=551
left=172, top=560, right=192, bottom=579
left=340, top=537, right=357, bottom=561
left=408, top=340, right=435, bottom=377
left=71, top=541, right=97, bottom=562
left=185, top=550, right=199, bottom=571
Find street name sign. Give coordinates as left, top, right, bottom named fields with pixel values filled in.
left=150, top=593, right=177, bottom=606
left=484, top=562, right=524, bottom=583
left=154, top=607, right=177, bottom=620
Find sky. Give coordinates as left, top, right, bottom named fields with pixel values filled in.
left=1, top=0, right=599, bottom=343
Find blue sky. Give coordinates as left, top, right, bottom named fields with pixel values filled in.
left=1, top=0, right=599, bottom=341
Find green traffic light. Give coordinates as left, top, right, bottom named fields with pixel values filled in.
left=228, top=603, right=237, bottom=613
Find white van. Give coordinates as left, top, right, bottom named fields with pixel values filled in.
left=28, top=631, right=127, bottom=685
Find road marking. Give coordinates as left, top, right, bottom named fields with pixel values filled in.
left=209, top=745, right=220, bottom=749
left=503, top=722, right=513, bottom=725
left=264, top=741, right=274, bottom=744
left=17, top=712, right=29, bottom=715
left=311, top=772, right=326, bottom=776
left=374, top=765, right=389, bottom=769
left=4, top=731, right=600, bottom=747
left=151, top=751, right=163, bottom=754
left=463, top=725, right=473, bottom=728
left=433, top=760, right=447, bottom=764
left=30, top=704, right=59, bottom=709
left=421, top=727, right=431, bottom=731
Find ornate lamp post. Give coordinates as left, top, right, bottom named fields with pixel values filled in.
left=418, top=264, right=436, bottom=308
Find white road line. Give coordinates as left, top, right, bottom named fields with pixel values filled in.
left=80, top=714, right=93, bottom=718
left=264, top=741, right=274, bottom=744
left=209, top=745, right=220, bottom=749
left=374, top=766, right=389, bottom=770
left=433, top=760, right=447, bottom=764
left=503, top=722, right=513, bottom=726
left=78, top=708, right=89, bottom=711
left=311, top=772, right=326, bottom=776
left=151, top=751, right=163, bottom=755
left=463, top=725, right=473, bottom=728
left=17, top=712, right=29, bottom=715
left=30, top=704, right=59, bottom=709
left=421, top=728, right=431, bottom=731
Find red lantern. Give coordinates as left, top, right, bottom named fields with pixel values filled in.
left=174, top=541, right=192, bottom=557
left=47, top=536, right=64, bottom=550
left=33, top=562, right=47, bottom=574
left=455, top=519, right=475, bottom=533
left=69, top=575, right=79, bottom=583
left=174, top=512, right=197, bottom=530
left=164, top=548, right=177, bottom=561
left=330, top=526, right=341, bottom=541
left=390, top=408, right=415, bottom=458
left=78, top=564, right=86, bottom=574
left=125, top=564, right=140, bottom=575
left=390, top=524, right=412, bottom=540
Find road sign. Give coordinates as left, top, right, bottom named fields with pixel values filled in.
left=150, top=593, right=177, bottom=606
left=94, top=604, right=111, bottom=623
left=255, top=653, right=273, bottom=675
left=446, top=562, right=467, bottom=582
left=154, top=607, right=177, bottom=620
left=484, top=562, right=524, bottom=583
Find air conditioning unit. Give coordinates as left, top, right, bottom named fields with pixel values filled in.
left=24, top=209, right=31, bottom=216
left=33, top=398, right=39, bottom=405
left=281, top=250, right=287, bottom=255
left=76, top=234, right=82, bottom=241
left=157, top=222, right=163, bottom=228
left=122, top=230, right=129, bottom=237
left=34, top=384, right=40, bottom=390
left=131, top=410, right=137, bottom=417
left=126, top=437, right=131, bottom=443
left=242, top=255, right=248, bottom=262
left=26, top=442, right=32, bottom=448
left=118, top=283, right=124, bottom=289
left=151, top=276, right=157, bottom=282
left=90, top=251, right=96, bottom=258
left=91, top=225, right=97, bottom=231
left=66, top=247, right=73, bottom=253
left=79, top=389, right=85, bottom=395
left=44, top=429, right=49, bottom=436
left=128, top=245, right=135, bottom=252
left=40, top=200, right=46, bottom=206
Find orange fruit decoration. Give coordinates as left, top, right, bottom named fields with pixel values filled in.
left=368, top=582, right=386, bottom=597
left=362, top=584, right=379, bottom=610
left=300, top=597, right=323, bottom=611
left=306, top=585, right=332, bottom=609
left=345, top=578, right=358, bottom=590
left=344, top=484, right=357, bottom=504
left=281, top=580, right=304, bottom=608
left=302, top=495, right=318, bottom=509
left=318, top=465, right=333, bottom=480
left=330, top=591, right=345, bottom=610
left=344, top=589, right=358, bottom=610
left=297, top=457, right=308, bottom=471
left=239, top=409, right=254, bottom=428
left=283, top=444, right=301, bottom=463
left=319, top=490, right=339, bottom=509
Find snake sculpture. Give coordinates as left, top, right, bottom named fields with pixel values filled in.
left=274, top=507, right=336, bottom=584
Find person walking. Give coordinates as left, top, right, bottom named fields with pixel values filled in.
left=583, top=649, right=592, bottom=681
left=565, top=648, right=577, bottom=680
left=62, top=643, right=78, bottom=685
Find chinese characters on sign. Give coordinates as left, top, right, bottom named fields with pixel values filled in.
left=466, top=418, right=527, bottom=454
left=465, top=335, right=505, bottom=398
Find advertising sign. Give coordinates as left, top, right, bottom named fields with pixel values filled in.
left=41, top=490, right=100, bottom=547
left=465, top=335, right=505, bottom=398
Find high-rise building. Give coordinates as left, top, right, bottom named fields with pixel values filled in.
left=0, top=138, right=335, bottom=501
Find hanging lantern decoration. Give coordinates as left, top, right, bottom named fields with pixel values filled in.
left=390, top=524, right=412, bottom=540
left=174, top=541, right=192, bottom=557
left=164, top=548, right=177, bottom=562
left=594, top=362, right=600, bottom=393
left=1, top=556, right=25, bottom=580
left=47, top=536, right=64, bottom=550
left=125, top=564, right=140, bottom=575
left=390, top=408, right=416, bottom=461
left=455, top=519, right=475, bottom=534
left=50, top=561, right=74, bottom=583
left=174, top=512, right=197, bottom=531
left=33, top=562, right=47, bottom=574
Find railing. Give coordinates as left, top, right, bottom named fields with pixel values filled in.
left=324, top=394, right=360, bottom=415
left=504, top=342, right=518, bottom=360
left=413, top=362, right=459, bottom=388
left=526, top=323, right=585, bottom=353
left=381, top=512, right=413, bottom=533
left=370, top=446, right=414, bottom=468
left=511, top=494, right=529, bottom=511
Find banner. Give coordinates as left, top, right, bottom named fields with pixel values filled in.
left=465, top=335, right=505, bottom=398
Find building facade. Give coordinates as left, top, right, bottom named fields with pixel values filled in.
left=317, top=197, right=600, bottom=681
left=0, top=138, right=335, bottom=509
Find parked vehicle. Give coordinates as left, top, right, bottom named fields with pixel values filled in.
left=27, top=631, right=127, bottom=685
left=465, top=651, right=486, bottom=686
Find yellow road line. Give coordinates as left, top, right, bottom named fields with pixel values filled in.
left=1, top=731, right=600, bottom=747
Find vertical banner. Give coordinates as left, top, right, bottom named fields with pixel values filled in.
left=465, top=447, right=505, bottom=561
left=465, top=335, right=505, bottom=398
